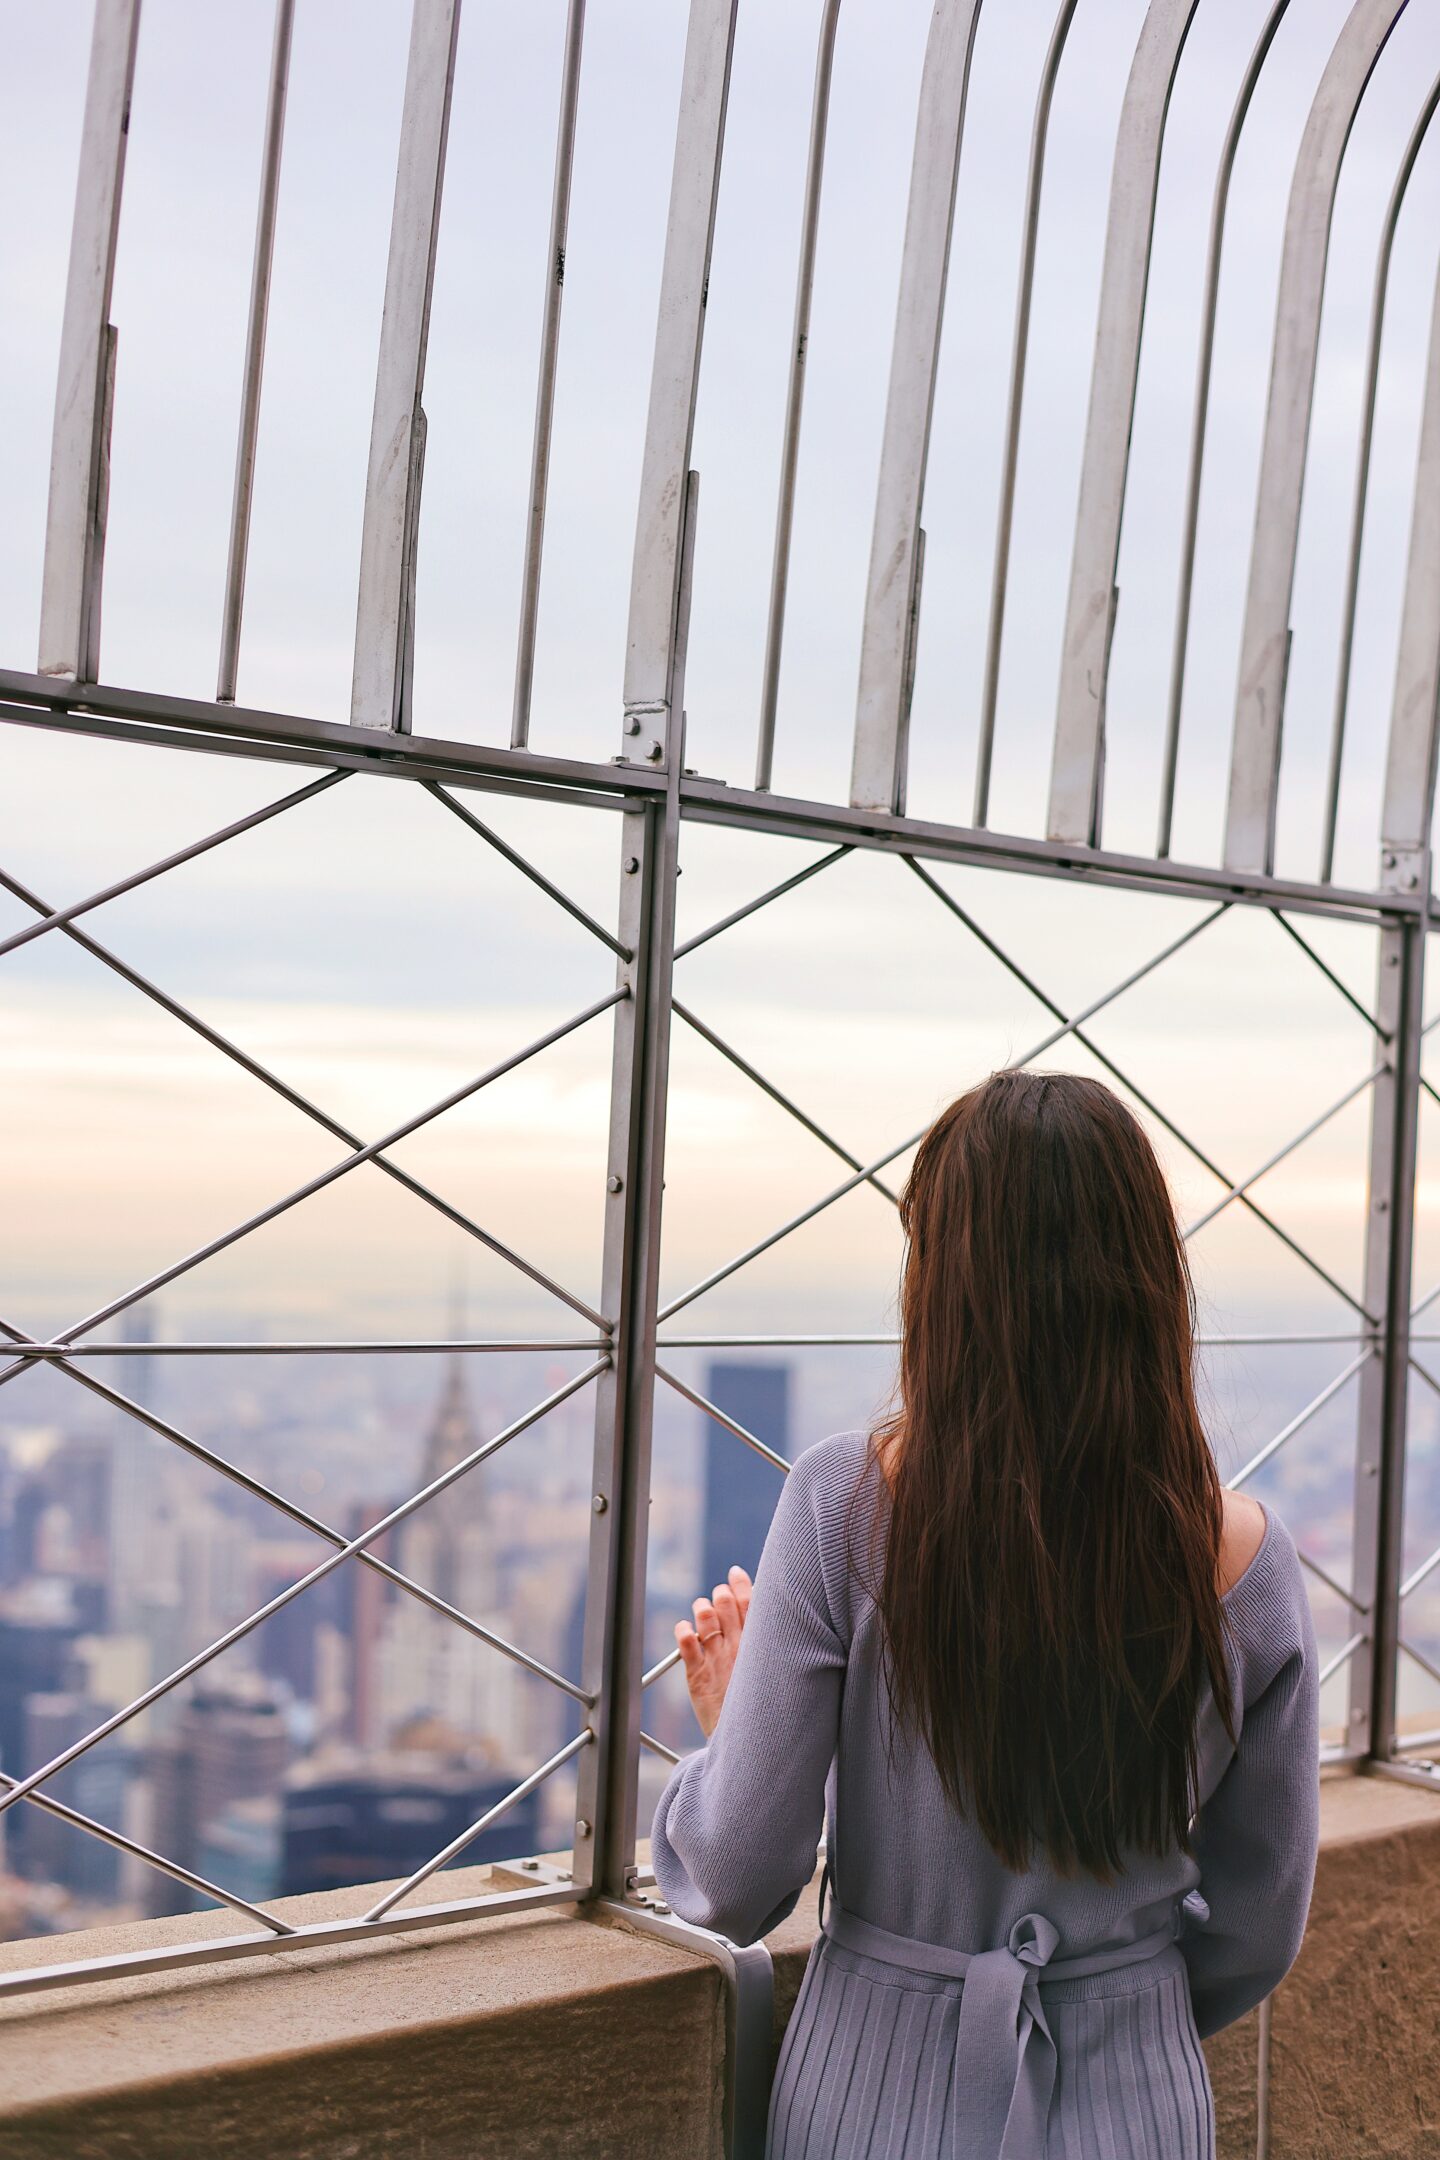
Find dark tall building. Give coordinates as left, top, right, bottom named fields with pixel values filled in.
left=147, top=1676, right=290, bottom=1914
left=281, top=1754, right=539, bottom=1896
left=0, top=1595, right=82, bottom=1869
left=699, top=1362, right=791, bottom=1594
left=20, top=1694, right=126, bottom=1900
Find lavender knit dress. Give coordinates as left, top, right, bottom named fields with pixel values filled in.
left=652, top=1432, right=1320, bottom=2159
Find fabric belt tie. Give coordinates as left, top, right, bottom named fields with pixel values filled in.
left=821, top=1882, right=1204, bottom=2160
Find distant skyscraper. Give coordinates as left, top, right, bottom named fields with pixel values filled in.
left=108, top=1302, right=164, bottom=1635
left=280, top=1752, right=540, bottom=1896
left=146, top=1675, right=290, bottom=1914
left=699, top=1363, right=791, bottom=1595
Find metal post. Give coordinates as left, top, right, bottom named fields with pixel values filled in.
left=575, top=476, right=696, bottom=1896
left=1349, top=877, right=1426, bottom=1764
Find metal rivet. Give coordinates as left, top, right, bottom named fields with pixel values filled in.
left=1384, top=852, right=1397, bottom=870
left=647, top=740, right=663, bottom=761
left=625, top=716, right=641, bottom=735
left=1377, top=1197, right=1389, bottom=1211
left=607, top=1174, right=623, bottom=1193
left=593, top=1493, right=608, bottom=1513
left=624, top=856, right=640, bottom=874
left=576, top=1819, right=591, bottom=1839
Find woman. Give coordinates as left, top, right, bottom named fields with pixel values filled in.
left=652, top=1071, right=1319, bottom=2159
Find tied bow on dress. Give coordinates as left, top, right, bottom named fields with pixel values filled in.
left=821, top=1875, right=1209, bottom=2158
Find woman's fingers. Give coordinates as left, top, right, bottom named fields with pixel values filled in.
left=712, top=1582, right=741, bottom=1645
left=728, top=1566, right=753, bottom=1621
left=674, top=1619, right=703, bottom=1672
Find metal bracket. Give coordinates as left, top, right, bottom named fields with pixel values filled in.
left=589, top=1894, right=774, bottom=2160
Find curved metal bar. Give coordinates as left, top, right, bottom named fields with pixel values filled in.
left=511, top=0, right=587, bottom=748
left=1379, top=187, right=1440, bottom=862
left=850, top=0, right=985, bottom=816
left=1047, top=0, right=1201, bottom=848
left=1324, top=72, right=1440, bottom=878
left=350, top=0, right=463, bottom=731
left=37, top=0, right=142, bottom=682
left=755, top=0, right=842, bottom=791
left=217, top=0, right=295, bottom=703
left=1157, top=0, right=1294, bottom=860
left=624, top=0, right=737, bottom=726
left=1223, top=0, right=1410, bottom=875
left=973, top=0, right=1080, bottom=829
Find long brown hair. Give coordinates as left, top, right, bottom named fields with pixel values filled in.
left=872, top=1070, right=1237, bottom=1881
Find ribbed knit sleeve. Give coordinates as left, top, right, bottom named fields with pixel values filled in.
left=650, top=1438, right=855, bottom=1946
left=1181, top=1509, right=1321, bottom=2039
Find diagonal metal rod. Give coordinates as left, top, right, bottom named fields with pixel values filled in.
left=0, top=862, right=615, bottom=1332
left=658, top=902, right=1229, bottom=1322
left=3, top=1343, right=593, bottom=1702
left=654, top=1363, right=792, bottom=1475
left=1182, top=1060, right=1385, bottom=1240
left=0, top=986, right=624, bottom=1391
left=1226, top=1349, right=1374, bottom=1490
left=1272, top=910, right=1387, bottom=1036
left=1400, top=1536, right=1440, bottom=1600
left=0, top=769, right=346, bottom=961
left=0, top=1765, right=294, bottom=1935
left=1399, top=1637, right=1440, bottom=1689
left=1317, top=1630, right=1368, bottom=1688
left=673, top=845, right=852, bottom=961
left=905, top=859, right=1374, bottom=1316
left=975, top=0, right=1080, bottom=827
left=640, top=1730, right=682, bottom=1765
left=674, top=1000, right=899, bottom=1205
left=360, top=1729, right=593, bottom=1920
left=0, top=1362, right=607, bottom=1821
left=1297, top=1547, right=1368, bottom=1614
left=424, top=780, right=628, bottom=957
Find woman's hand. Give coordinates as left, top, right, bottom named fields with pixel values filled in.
left=674, top=1566, right=753, bottom=1738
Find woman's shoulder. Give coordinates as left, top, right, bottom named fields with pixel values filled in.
left=1215, top=1491, right=1313, bottom=1688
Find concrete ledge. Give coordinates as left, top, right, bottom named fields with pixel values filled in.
left=0, top=1772, right=1435, bottom=2158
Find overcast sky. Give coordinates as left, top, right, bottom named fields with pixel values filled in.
left=4, top=0, right=1440, bottom=1347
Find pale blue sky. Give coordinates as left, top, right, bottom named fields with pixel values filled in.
left=3, top=0, right=1440, bottom=1343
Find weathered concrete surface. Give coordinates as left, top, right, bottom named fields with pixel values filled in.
left=0, top=1866, right=726, bottom=2160
left=0, top=1771, right=1434, bottom=2157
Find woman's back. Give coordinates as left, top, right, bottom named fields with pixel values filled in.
left=653, top=1075, right=1320, bottom=2158
left=652, top=1430, right=1319, bottom=2158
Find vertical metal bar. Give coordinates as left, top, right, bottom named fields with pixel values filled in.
left=1255, top=1994, right=1272, bottom=2160
left=1157, top=0, right=1293, bottom=860
left=1046, top=0, right=1200, bottom=849
left=1379, top=233, right=1440, bottom=868
left=624, top=0, right=737, bottom=725
left=577, top=481, right=696, bottom=1897
left=1223, top=0, right=1408, bottom=876
left=1320, top=73, right=1440, bottom=880
left=37, top=0, right=142, bottom=683
left=217, top=0, right=295, bottom=705
left=973, top=0, right=1079, bottom=830
left=849, top=0, right=984, bottom=817
left=510, top=0, right=586, bottom=750
left=350, top=0, right=463, bottom=732
left=584, top=0, right=732, bottom=1890
left=1349, top=892, right=1425, bottom=1763
left=754, top=0, right=841, bottom=793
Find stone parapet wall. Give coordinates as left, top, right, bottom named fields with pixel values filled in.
left=0, top=1770, right=1433, bottom=2158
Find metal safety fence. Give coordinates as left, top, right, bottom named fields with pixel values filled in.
left=3, top=1, right=1440, bottom=2152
